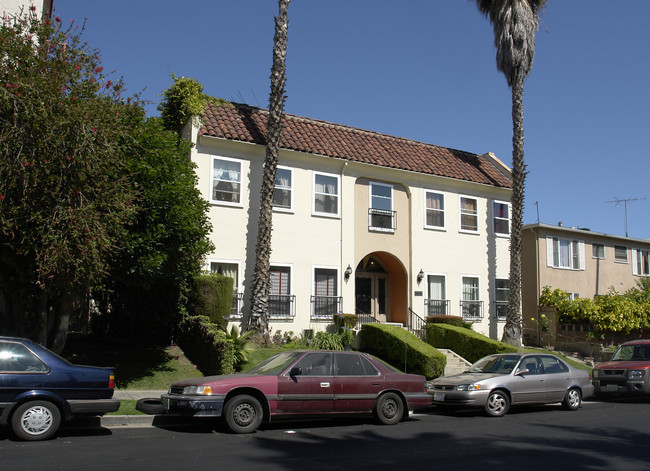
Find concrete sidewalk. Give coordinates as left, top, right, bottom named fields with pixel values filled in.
left=113, top=390, right=166, bottom=400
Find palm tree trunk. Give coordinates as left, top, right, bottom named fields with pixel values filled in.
left=503, top=78, right=526, bottom=347
left=247, top=0, right=290, bottom=335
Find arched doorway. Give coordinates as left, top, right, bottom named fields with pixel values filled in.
left=354, top=252, right=407, bottom=324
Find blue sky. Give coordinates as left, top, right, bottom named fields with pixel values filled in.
left=54, top=0, right=650, bottom=239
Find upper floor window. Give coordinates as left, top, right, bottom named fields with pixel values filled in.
left=211, top=156, right=242, bottom=206
left=547, top=237, right=585, bottom=270
left=632, top=249, right=650, bottom=276
left=459, top=196, right=478, bottom=233
left=424, top=191, right=445, bottom=230
left=273, top=167, right=293, bottom=211
left=313, top=172, right=339, bottom=217
left=493, top=201, right=510, bottom=236
left=615, top=245, right=628, bottom=263
left=369, top=182, right=395, bottom=232
left=592, top=243, right=605, bottom=259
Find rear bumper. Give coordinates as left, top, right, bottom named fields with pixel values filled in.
left=160, top=393, right=226, bottom=417
left=68, top=399, right=121, bottom=415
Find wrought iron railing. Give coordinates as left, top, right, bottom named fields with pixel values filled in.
left=310, top=296, right=342, bottom=320
left=460, top=300, right=483, bottom=320
left=424, top=299, right=450, bottom=316
left=368, top=208, right=396, bottom=232
left=408, top=308, right=427, bottom=341
left=269, top=295, right=296, bottom=320
left=494, top=301, right=508, bottom=320
left=230, top=292, right=243, bottom=319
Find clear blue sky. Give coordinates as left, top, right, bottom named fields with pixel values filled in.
left=54, top=0, right=650, bottom=239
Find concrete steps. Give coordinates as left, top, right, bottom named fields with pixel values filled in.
left=437, top=348, right=471, bottom=376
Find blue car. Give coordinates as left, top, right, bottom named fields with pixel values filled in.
left=0, top=336, right=120, bottom=440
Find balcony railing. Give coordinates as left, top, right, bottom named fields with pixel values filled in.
left=425, top=299, right=450, bottom=316
left=495, top=301, right=508, bottom=320
left=230, top=292, right=243, bottom=319
left=269, top=294, right=296, bottom=320
left=460, top=300, right=484, bottom=320
left=368, top=208, right=396, bottom=233
left=310, top=296, right=342, bottom=320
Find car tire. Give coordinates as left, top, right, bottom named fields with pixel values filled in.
left=223, top=395, right=263, bottom=434
left=562, top=387, right=582, bottom=410
left=136, top=398, right=166, bottom=415
left=11, top=400, right=61, bottom=441
left=374, top=392, right=404, bottom=425
left=484, top=390, right=510, bottom=417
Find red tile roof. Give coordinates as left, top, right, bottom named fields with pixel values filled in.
left=199, top=102, right=512, bottom=189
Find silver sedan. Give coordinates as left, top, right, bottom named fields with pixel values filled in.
left=429, top=353, right=594, bottom=417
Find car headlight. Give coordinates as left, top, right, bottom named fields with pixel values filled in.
left=455, top=384, right=482, bottom=391
left=592, top=369, right=599, bottom=378
left=629, top=370, right=645, bottom=380
left=182, top=385, right=213, bottom=395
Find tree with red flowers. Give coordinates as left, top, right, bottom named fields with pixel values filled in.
left=0, top=11, right=143, bottom=351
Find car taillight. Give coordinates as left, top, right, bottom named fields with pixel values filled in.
left=109, top=374, right=115, bottom=389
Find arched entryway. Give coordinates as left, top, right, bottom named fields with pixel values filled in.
left=354, top=252, right=407, bottom=324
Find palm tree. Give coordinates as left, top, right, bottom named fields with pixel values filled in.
left=247, top=0, right=290, bottom=335
left=474, top=0, right=547, bottom=347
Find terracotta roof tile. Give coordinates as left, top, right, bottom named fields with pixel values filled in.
left=199, top=102, right=512, bottom=189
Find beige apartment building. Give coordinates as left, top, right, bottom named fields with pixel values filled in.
left=186, top=102, right=513, bottom=339
left=522, top=223, right=650, bottom=335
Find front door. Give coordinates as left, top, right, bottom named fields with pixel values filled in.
left=276, top=352, right=334, bottom=414
left=355, top=274, right=389, bottom=322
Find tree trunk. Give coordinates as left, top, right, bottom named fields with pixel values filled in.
left=247, top=0, right=290, bottom=334
left=502, top=78, right=526, bottom=348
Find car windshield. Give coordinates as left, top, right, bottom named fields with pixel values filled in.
left=246, top=351, right=304, bottom=375
left=466, top=355, right=520, bottom=374
left=611, top=344, right=650, bottom=361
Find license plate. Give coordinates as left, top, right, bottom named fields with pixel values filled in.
left=433, top=392, right=445, bottom=402
left=605, top=384, right=619, bottom=392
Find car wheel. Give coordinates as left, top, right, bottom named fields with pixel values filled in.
left=375, top=392, right=404, bottom=425
left=136, top=398, right=166, bottom=415
left=484, top=390, right=510, bottom=417
left=11, top=400, right=61, bottom=441
left=563, top=387, right=582, bottom=410
left=223, top=395, right=263, bottom=434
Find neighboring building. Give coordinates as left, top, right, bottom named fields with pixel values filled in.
left=0, top=0, right=52, bottom=19
left=522, top=223, right=650, bottom=339
left=186, top=102, right=512, bottom=339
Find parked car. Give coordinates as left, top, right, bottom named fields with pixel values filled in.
left=592, top=339, right=650, bottom=396
left=0, top=336, right=120, bottom=440
left=429, top=353, right=594, bottom=417
left=138, top=350, right=431, bottom=433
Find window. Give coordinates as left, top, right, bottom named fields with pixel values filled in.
left=210, top=261, right=241, bottom=318
left=270, top=265, right=295, bottom=318
left=424, top=191, right=445, bottom=229
left=273, top=167, right=292, bottom=211
left=0, top=342, right=48, bottom=373
left=615, top=245, right=628, bottom=263
left=369, top=182, right=395, bottom=232
left=335, top=353, right=379, bottom=376
left=460, top=196, right=478, bottom=233
left=461, top=276, right=482, bottom=319
left=426, top=275, right=448, bottom=315
left=211, top=157, right=242, bottom=205
left=494, top=278, right=509, bottom=320
left=547, top=237, right=585, bottom=270
left=592, top=243, right=605, bottom=259
left=313, top=172, right=339, bottom=216
left=493, top=201, right=510, bottom=235
left=292, top=352, right=332, bottom=376
left=540, top=356, right=568, bottom=374
left=633, top=249, right=650, bottom=276
left=312, top=268, right=340, bottom=319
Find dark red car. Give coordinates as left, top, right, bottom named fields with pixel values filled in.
left=147, top=350, right=431, bottom=433
left=593, top=339, right=650, bottom=396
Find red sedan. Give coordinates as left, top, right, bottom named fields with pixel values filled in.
left=154, top=350, right=431, bottom=433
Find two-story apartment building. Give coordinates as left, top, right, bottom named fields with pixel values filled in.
left=186, top=102, right=513, bottom=339
left=522, top=223, right=650, bottom=337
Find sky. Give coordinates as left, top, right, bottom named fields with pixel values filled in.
left=53, top=0, right=650, bottom=240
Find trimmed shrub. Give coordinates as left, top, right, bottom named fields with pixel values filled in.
left=334, top=313, right=358, bottom=330
left=187, top=274, right=233, bottom=330
left=426, top=323, right=517, bottom=363
left=427, top=315, right=472, bottom=329
left=176, top=316, right=235, bottom=375
left=359, top=324, right=446, bottom=379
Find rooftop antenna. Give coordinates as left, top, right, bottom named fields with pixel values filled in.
left=605, top=196, right=646, bottom=237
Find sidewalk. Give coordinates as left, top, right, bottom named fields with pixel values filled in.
left=113, top=390, right=166, bottom=400
left=99, top=390, right=169, bottom=428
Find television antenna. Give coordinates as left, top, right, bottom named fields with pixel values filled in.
left=604, top=196, right=646, bottom=237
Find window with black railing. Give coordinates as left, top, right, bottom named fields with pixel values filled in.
left=495, top=301, right=508, bottom=320
left=425, top=299, right=450, bottom=316
left=460, top=300, right=483, bottom=320
left=310, top=296, right=342, bottom=320
left=230, top=292, right=243, bottom=318
left=269, top=295, right=296, bottom=320
left=368, top=208, right=396, bottom=232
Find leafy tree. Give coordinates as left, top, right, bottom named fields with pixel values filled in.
left=0, top=11, right=142, bottom=351
left=247, top=0, right=290, bottom=335
left=474, top=0, right=548, bottom=347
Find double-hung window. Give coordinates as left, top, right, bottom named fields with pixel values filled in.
left=424, top=191, right=445, bottom=230
left=270, top=265, right=295, bottom=319
left=461, top=276, right=482, bottom=319
left=211, top=156, right=242, bottom=205
left=312, top=268, right=340, bottom=319
left=273, top=167, right=293, bottom=211
left=460, top=196, right=479, bottom=233
left=426, top=275, right=448, bottom=316
left=369, top=182, right=395, bottom=232
left=632, top=249, right=650, bottom=276
left=493, top=201, right=510, bottom=236
left=615, top=245, right=628, bottom=263
left=547, top=237, right=585, bottom=270
left=494, top=278, right=509, bottom=320
left=592, top=243, right=605, bottom=259
left=313, top=172, right=339, bottom=217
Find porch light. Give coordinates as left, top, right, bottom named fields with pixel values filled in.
left=344, top=264, right=353, bottom=282
left=417, top=269, right=424, bottom=286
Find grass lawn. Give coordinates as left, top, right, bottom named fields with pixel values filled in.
left=109, top=400, right=142, bottom=415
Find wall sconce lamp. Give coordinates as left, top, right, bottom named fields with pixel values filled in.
left=417, top=269, right=424, bottom=286
left=344, top=264, right=353, bottom=282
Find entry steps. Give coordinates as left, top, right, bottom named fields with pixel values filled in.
left=437, top=348, right=471, bottom=376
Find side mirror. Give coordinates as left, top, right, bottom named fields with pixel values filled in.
left=515, top=368, right=529, bottom=376
left=289, top=367, right=302, bottom=377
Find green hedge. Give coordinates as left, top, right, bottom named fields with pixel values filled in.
left=187, top=274, right=233, bottom=330
left=426, top=315, right=472, bottom=329
left=426, top=323, right=517, bottom=363
left=359, top=324, right=446, bottom=379
left=176, top=316, right=235, bottom=375
left=334, top=313, right=358, bottom=330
